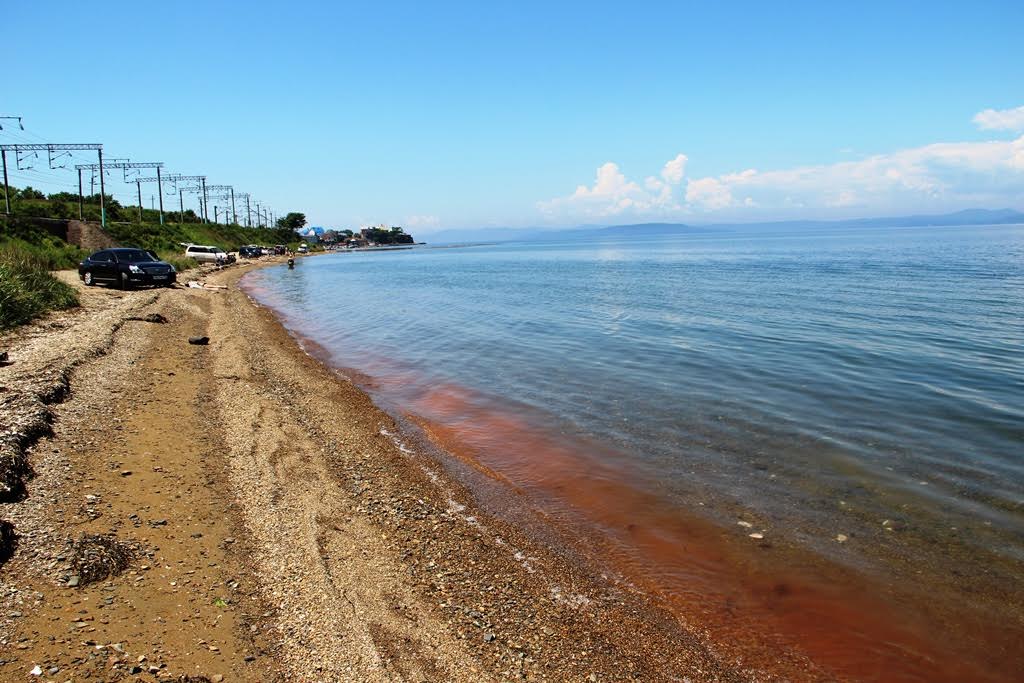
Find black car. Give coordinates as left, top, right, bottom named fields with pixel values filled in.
left=78, top=248, right=177, bottom=289
left=238, top=245, right=262, bottom=259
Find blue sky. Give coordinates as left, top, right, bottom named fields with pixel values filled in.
left=5, top=1, right=1023, bottom=232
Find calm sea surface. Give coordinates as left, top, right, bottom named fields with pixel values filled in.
left=245, top=223, right=1024, bottom=679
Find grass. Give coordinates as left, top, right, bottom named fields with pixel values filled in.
left=0, top=218, right=89, bottom=270
left=0, top=246, right=80, bottom=331
left=157, top=251, right=198, bottom=273
left=102, top=220, right=299, bottom=254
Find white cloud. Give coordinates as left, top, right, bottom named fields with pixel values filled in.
left=684, top=176, right=734, bottom=210
left=691, top=136, right=1024, bottom=213
left=661, top=153, right=688, bottom=185
left=973, top=105, right=1024, bottom=131
left=540, top=124, right=1024, bottom=221
left=538, top=155, right=687, bottom=218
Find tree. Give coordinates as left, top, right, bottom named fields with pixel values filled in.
left=276, top=212, right=307, bottom=230
left=18, top=186, right=45, bottom=200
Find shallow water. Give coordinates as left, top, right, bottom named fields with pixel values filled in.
left=245, top=223, right=1024, bottom=680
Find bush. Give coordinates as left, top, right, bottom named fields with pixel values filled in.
left=0, top=217, right=89, bottom=269
left=0, top=247, right=80, bottom=330
left=157, top=251, right=198, bottom=273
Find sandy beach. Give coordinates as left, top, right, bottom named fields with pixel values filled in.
left=0, top=261, right=790, bottom=682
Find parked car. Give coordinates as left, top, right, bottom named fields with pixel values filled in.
left=78, top=248, right=177, bottom=289
left=274, top=244, right=286, bottom=255
left=184, top=244, right=235, bottom=264
left=297, top=243, right=309, bottom=254
left=238, top=245, right=262, bottom=259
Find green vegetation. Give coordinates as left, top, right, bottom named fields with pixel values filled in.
left=2, top=184, right=303, bottom=253
left=0, top=245, right=79, bottom=331
left=358, top=226, right=414, bottom=245
left=276, top=212, right=307, bottom=230
left=0, top=218, right=89, bottom=269
left=3, top=185, right=201, bottom=224
left=101, top=220, right=298, bottom=254
left=0, top=184, right=307, bottom=330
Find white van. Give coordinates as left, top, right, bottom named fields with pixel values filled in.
left=185, top=244, right=234, bottom=264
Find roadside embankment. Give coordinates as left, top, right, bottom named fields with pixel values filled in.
left=0, top=260, right=783, bottom=682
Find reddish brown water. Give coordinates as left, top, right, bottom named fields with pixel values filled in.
left=397, top=381, right=1017, bottom=682
left=245, top=285, right=1022, bottom=682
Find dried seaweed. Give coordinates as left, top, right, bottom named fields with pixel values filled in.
left=68, top=533, right=135, bottom=585
left=0, top=520, right=16, bottom=564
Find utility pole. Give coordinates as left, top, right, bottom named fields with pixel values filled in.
left=136, top=180, right=143, bottom=222
left=246, top=195, right=252, bottom=227
left=214, top=206, right=219, bottom=224
left=77, top=167, right=83, bottom=219
left=230, top=187, right=236, bottom=225
left=2, top=143, right=102, bottom=221
left=144, top=175, right=202, bottom=224
left=76, top=160, right=163, bottom=225
left=201, top=177, right=208, bottom=223
left=156, top=166, right=164, bottom=224
left=2, top=149, right=9, bottom=215
left=198, top=185, right=234, bottom=223
left=97, top=148, right=106, bottom=227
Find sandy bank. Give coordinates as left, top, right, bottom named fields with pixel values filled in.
left=0, top=262, right=768, bottom=681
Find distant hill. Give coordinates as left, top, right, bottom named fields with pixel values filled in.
left=424, top=208, right=1024, bottom=244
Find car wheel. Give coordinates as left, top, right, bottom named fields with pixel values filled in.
left=83, top=271, right=94, bottom=286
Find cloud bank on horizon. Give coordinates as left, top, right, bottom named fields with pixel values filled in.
left=538, top=105, right=1024, bottom=223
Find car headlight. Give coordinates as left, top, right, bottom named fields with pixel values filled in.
left=128, top=265, right=143, bottom=273
left=169, top=265, right=177, bottom=273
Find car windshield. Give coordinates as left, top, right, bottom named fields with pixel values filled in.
left=115, top=249, right=156, bottom=263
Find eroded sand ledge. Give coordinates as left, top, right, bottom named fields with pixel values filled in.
left=0, top=263, right=815, bottom=682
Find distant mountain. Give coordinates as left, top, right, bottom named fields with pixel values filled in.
left=424, top=209, right=1024, bottom=244
left=706, top=208, right=1024, bottom=232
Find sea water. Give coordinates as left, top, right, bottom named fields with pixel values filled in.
left=245, top=223, right=1023, bottom=680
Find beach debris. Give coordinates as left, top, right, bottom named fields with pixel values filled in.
left=29, top=665, right=42, bottom=676
left=68, top=533, right=135, bottom=586
left=126, top=313, right=168, bottom=324
left=836, top=534, right=849, bottom=543
left=187, top=280, right=228, bottom=291
left=0, top=519, right=16, bottom=564
left=737, top=520, right=753, bottom=528
left=748, top=532, right=764, bottom=539
left=0, top=350, right=9, bottom=365
left=67, top=575, right=81, bottom=587
left=188, top=336, right=210, bottom=345
left=0, top=445, right=33, bottom=502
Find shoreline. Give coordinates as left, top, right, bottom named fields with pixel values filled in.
left=1, top=256, right=1018, bottom=681
left=242, top=254, right=1022, bottom=683
left=0, top=261, right=756, bottom=681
